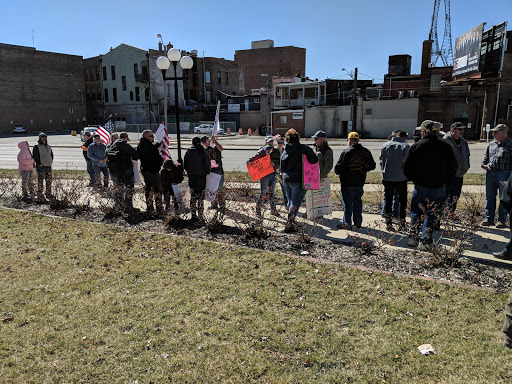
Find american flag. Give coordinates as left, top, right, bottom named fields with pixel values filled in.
left=96, top=125, right=111, bottom=145
left=155, top=123, right=170, bottom=160
left=97, top=118, right=114, bottom=145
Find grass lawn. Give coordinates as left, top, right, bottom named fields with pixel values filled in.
left=0, top=208, right=511, bottom=382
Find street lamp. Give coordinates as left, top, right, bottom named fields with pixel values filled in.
left=156, top=47, right=194, bottom=162
left=261, top=73, right=272, bottom=135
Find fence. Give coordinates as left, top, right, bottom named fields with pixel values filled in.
left=126, top=122, right=237, bottom=135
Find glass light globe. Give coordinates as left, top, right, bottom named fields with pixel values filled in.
left=156, top=56, right=170, bottom=70
left=167, top=48, right=181, bottom=62
left=180, top=56, right=194, bottom=70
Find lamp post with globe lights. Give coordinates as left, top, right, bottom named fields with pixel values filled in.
left=156, top=47, right=194, bottom=162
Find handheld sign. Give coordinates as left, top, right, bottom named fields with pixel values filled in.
left=306, top=178, right=332, bottom=219
left=205, top=172, right=222, bottom=202
left=302, top=154, right=320, bottom=190
left=247, top=155, right=274, bottom=182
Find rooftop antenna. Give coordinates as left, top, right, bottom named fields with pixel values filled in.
left=32, top=29, right=35, bottom=48
left=429, top=0, right=454, bottom=66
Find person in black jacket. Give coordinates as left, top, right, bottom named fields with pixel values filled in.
left=334, top=131, right=376, bottom=229
left=403, top=120, right=457, bottom=249
left=280, top=129, right=318, bottom=232
left=160, top=158, right=184, bottom=212
left=108, top=132, right=139, bottom=212
left=137, top=129, right=164, bottom=214
left=184, top=137, right=211, bottom=220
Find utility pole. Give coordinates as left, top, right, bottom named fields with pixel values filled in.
left=352, top=67, right=358, bottom=132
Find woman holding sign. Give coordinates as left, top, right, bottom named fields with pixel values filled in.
left=280, top=129, right=318, bottom=232
left=248, top=136, right=280, bottom=217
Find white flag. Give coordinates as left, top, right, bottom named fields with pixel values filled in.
left=212, top=100, right=221, bottom=137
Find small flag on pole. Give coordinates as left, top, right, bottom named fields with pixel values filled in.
left=156, top=123, right=170, bottom=160
left=212, top=100, right=221, bottom=137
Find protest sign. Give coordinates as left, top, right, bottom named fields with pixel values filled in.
left=302, top=155, right=320, bottom=190
left=205, top=172, right=222, bottom=202
left=306, top=178, right=332, bottom=219
left=172, top=183, right=189, bottom=214
left=246, top=155, right=274, bottom=182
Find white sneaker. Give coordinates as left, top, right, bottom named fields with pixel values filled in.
left=407, top=237, right=418, bottom=247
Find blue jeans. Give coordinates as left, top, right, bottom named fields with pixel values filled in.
left=485, top=169, right=511, bottom=222
left=93, top=164, right=109, bottom=189
left=283, top=180, right=307, bottom=217
left=86, top=160, right=96, bottom=186
left=341, top=187, right=364, bottom=227
left=410, top=185, right=446, bottom=242
left=445, top=177, right=464, bottom=212
left=258, top=173, right=276, bottom=211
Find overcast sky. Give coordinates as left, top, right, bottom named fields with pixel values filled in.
left=2, top=0, right=511, bottom=83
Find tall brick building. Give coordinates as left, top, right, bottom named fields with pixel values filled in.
left=0, top=43, right=85, bottom=133
left=235, top=40, right=306, bottom=93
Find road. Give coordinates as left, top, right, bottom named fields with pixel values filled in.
left=1, top=132, right=490, bottom=173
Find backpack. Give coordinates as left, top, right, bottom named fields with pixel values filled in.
left=107, top=142, right=129, bottom=173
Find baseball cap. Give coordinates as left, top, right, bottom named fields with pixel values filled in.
left=420, top=120, right=441, bottom=131
left=93, top=134, right=101, bottom=138
left=450, top=122, right=466, bottom=130
left=265, top=135, right=274, bottom=143
left=348, top=132, right=359, bottom=139
left=490, top=124, right=509, bottom=133
left=311, top=130, right=327, bottom=139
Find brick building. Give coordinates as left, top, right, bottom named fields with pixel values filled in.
left=235, top=40, right=306, bottom=93
left=149, top=43, right=244, bottom=126
left=0, top=43, right=85, bottom=133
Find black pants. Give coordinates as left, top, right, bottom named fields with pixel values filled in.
left=142, top=171, right=163, bottom=212
left=188, top=175, right=206, bottom=217
left=383, top=180, right=408, bottom=224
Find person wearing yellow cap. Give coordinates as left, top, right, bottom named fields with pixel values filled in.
left=334, top=131, right=376, bottom=229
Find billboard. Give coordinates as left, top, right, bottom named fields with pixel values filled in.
left=453, top=24, right=484, bottom=77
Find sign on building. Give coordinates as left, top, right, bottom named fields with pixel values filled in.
left=228, top=104, right=241, bottom=112
left=292, top=112, right=304, bottom=119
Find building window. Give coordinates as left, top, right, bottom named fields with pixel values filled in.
left=454, top=102, right=469, bottom=118
left=206, top=90, right=212, bottom=103
left=122, top=76, right=126, bottom=91
left=365, top=108, right=372, bottom=115
left=135, top=87, right=140, bottom=101
left=111, top=66, right=116, bottom=81
left=254, top=98, right=260, bottom=103
left=217, top=71, right=221, bottom=85
left=130, top=91, right=134, bottom=101
left=96, top=67, right=100, bottom=80
left=104, top=88, right=109, bottom=103
left=97, top=88, right=101, bottom=100
left=280, top=116, right=287, bottom=124
left=145, top=87, right=150, bottom=102
left=113, top=88, right=117, bottom=102
left=430, top=74, right=442, bottom=91
left=134, top=63, right=139, bottom=77
left=225, top=72, right=229, bottom=85
left=102, top=66, right=107, bottom=81
left=205, top=71, right=211, bottom=84
left=228, top=99, right=233, bottom=104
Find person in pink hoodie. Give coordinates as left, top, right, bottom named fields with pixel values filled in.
left=17, top=141, right=35, bottom=201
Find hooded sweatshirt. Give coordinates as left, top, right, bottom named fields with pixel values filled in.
left=17, top=141, right=34, bottom=172
left=280, top=141, right=319, bottom=183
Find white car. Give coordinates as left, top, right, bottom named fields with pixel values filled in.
left=12, top=126, right=26, bottom=134
left=194, top=124, right=224, bottom=135
left=80, top=126, right=99, bottom=142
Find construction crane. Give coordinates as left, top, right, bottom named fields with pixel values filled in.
left=429, top=0, right=454, bottom=67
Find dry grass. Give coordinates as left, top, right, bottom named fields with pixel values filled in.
left=1, top=208, right=511, bottom=383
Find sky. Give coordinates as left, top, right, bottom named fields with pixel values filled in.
left=2, top=0, right=511, bottom=84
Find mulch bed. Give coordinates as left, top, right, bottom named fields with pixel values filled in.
left=5, top=197, right=512, bottom=293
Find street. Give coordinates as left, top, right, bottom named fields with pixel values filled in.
left=1, top=132, right=490, bottom=173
